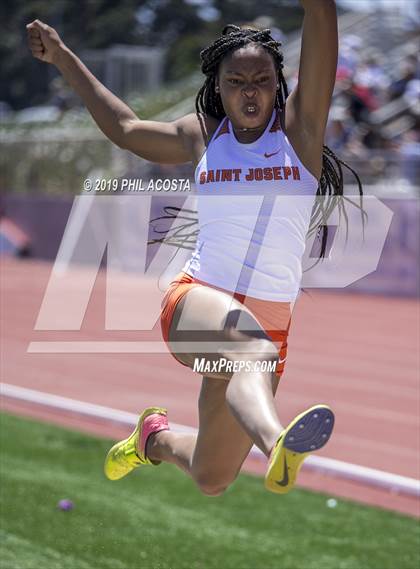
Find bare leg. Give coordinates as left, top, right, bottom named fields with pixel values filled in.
left=148, top=365, right=283, bottom=468
left=143, top=377, right=264, bottom=496
left=153, top=285, right=288, bottom=494
left=146, top=431, right=196, bottom=476
left=169, top=287, right=286, bottom=455
left=225, top=366, right=283, bottom=457
left=143, top=369, right=284, bottom=495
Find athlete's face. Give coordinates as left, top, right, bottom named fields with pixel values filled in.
left=216, top=44, right=278, bottom=142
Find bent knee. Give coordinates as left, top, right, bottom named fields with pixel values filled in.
left=198, top=482, right=229, bottom=497
left=193, top=472, right=235, bottom=497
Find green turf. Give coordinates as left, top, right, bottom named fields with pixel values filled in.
left=0, top=413, right=419, bottom=569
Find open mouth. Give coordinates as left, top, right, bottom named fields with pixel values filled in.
left=243, top=104, right=259, bottom=115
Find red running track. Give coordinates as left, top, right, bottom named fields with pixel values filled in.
left=1, top=258, right=419, bottom=517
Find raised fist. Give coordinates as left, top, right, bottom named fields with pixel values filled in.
left=26, top=20, right=65, bottom=65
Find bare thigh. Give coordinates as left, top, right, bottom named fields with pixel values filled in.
left=168, top=285, right=278, bottom=381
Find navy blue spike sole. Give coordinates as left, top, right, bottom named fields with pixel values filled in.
left=283, top=406, right=335, bottom=454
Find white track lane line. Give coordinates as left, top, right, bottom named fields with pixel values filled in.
left=1, top=382, right=419, bottom=498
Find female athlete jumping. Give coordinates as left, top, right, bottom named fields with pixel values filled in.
left=27, top=0, right=362, bottom=496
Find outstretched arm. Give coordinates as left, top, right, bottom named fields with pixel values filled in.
left=286, top=0, right=338, bottom=140
left=26, top=20, right=194, bottom=164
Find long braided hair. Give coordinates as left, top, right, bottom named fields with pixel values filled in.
left=148, top=24, right=366, bottom=263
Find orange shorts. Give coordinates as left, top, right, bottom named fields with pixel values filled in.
left=160, top=271, right=292, bottom=378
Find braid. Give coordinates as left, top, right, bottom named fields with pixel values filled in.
left=149, top=24, right=365, bottom=264
left=148, top=206, right=199, bottom=250
left=306, top=146, right=366, bottom=269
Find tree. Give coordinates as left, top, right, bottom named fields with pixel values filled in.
left=1, top=0, right=141, bottom=109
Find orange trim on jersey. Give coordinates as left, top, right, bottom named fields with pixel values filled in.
left=269, top=109, right=282, bottom=133
left=214, top=117, right=230, bottom=140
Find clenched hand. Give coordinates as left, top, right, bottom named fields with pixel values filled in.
left=26, top=19, right=65, bottom=65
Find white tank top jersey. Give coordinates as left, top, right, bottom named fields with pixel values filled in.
left=181, top=108, right=319, bottom=302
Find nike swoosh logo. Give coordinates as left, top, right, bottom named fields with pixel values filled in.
left=275, top=456, right=289, bottom=486
left=264, top=149, right=281, bottom=158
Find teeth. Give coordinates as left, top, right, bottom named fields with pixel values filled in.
left=247, top=106, right=256, bottom=112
